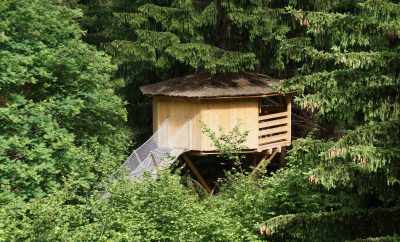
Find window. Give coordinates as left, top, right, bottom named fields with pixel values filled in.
left=259, top=96, right=287, bottom=115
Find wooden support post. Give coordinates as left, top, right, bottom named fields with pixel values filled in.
left=251, top=150, right=278, bottom=178
left=181, top=154, right=212, bottom=194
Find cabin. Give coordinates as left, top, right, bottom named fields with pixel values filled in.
left=140, top=72, right=292, bottom=155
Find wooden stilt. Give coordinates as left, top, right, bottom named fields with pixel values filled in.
left=251, top=150, right=278, bottom=178
left=191, top=178, right=212, bottom=195
left=181, top=154, right=212, bottom=194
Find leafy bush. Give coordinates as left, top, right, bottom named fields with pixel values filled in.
left=200, top=127, right=356, bottom=234
left=0, top=0, right=130, bottom=201
left=201, top=123, right=249, bottom=165
left=0, top=174, right=259, bottom=241
left=210, top=156, right=357, bottom=232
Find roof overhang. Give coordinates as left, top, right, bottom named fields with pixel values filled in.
left=140, top=72, right=290, bottom=99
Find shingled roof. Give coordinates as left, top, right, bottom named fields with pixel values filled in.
left=140, top=72, right=284, bottom=98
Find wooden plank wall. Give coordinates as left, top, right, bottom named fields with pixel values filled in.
left=153, top=97, right=259, bottom=151
left=199, top=99, right=259, bottom=151
left=153, top=97, right=201, bottom=149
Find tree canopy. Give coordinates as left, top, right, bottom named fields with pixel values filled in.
left=0, top=0, right=129, bottom=202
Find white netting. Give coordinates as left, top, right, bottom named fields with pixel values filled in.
left=122, top=119, right=190, bottom=179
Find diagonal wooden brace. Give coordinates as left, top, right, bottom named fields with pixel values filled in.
left=251, top=150, right=278, bottom=178
left=181, top=154, right=212, bottom=194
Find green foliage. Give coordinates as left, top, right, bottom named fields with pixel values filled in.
left=261, top=207, right=400, bottom=242
left=81, top=0, right=259, bottom=74
left=199, top=124, right=356, bottom=236
left=0, top=174, right=258, bottom=241
left=275, top=0, right=400, bottom=206
left=201, top=123, right=249, bottom=164
left=211, top=156, right=357, bottom=232
left=0, top=0, right=130, bottom=201
left=0, top=162, right=354, bottom=241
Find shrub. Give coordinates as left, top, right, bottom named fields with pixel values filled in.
left=210, top=158, right=357, bottom=232
left=0, top=174, right=259, bottom=241
left=201, top=123, right=249, bottom=166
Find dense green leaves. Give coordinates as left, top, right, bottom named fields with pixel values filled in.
left=210, top=159, right=356, bottom=232
left=0, top=174, right=258, bottom=241
left=278, top=1, right=400, bottom=201
left=0, top=0, right=130, bottom=201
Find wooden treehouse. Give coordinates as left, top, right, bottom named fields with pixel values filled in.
left=139, top=72, right=293, bottom=191
left=141, top=72, right=292, bottom=154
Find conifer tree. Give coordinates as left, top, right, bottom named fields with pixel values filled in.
left=278, top=1, right=400, bottom=205
left=74, top=0, right=400, bottom=205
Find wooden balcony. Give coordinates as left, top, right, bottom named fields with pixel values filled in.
left=258, top=110, right=291, bottom=152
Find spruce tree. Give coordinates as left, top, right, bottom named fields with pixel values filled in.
left=278, top=1, right=400, bottom=205
left=74, top=0, right=400, bottom=205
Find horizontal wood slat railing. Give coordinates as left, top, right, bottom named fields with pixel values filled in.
left=259, top=111, right=288, bottom=121
left=259, top=118, right=288, bottom=129
left=258, top=111, right=290, bottom=148
left=259, top=133, right=288, bottom=145
left=259, top=126, right=287, bottom=137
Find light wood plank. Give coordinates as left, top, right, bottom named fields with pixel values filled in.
left=259, top=133, right=288, bottom=145
left=259, top=111, right=288, bottom=121
left=153, top=95, right=291, bottom=153
left=259, top=118, right=288, bottom=129
left=286, top=97, right=292, bottom=143
left=259, top=126, right=288, bottom=137
left=258, top=141, right=291, bottom=152
left=200, top=98, right=259, bottom=151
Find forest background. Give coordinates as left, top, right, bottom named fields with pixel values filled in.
left=0, top=0, right=400, bottom=241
